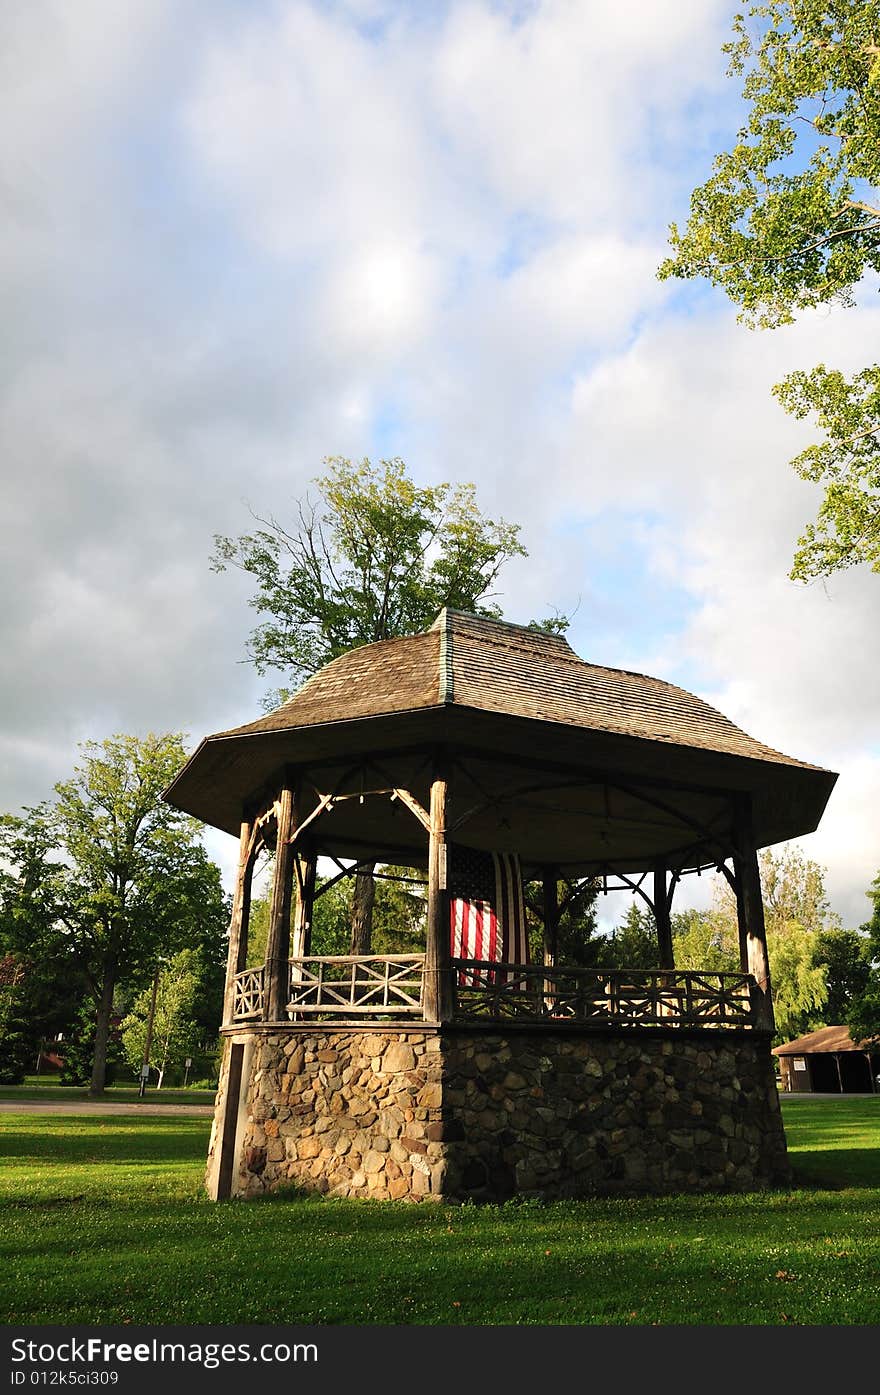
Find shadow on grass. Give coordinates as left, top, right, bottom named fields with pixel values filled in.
left=788, top=1149, right=880, bottom=1191
left=0, top=1118, right=209, bottom=1170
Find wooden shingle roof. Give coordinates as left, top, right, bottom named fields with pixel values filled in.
left=216, top=609, right=818, bottom=771
left=164, top=609, right=837, bottom=861
left=773, top=1026, right=876, bottom=1056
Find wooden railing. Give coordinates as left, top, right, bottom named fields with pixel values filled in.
left=451, top=962, right=755, bottom=1028
left=229, top=956, right=756, bottom=1029
left=231, top=965, right=265, bottom=1020
left=286, top=955, right=425, bottom=1019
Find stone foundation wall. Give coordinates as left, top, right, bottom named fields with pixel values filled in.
left=440, top=1031, right=788, bottom=1198
left=211, top=1026, right=789, bottom=1202
left=228, top=1030, right=446, bottom=1200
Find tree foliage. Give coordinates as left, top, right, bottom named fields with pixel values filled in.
left=671, top=907, right=739, bottom=972
left=659, top=1, right=880, bottom=579
left=211, top=456, right=549, bottom=699
left=766, top=920, right=829, bottom=1038
left=846, top=869, right=880, bottom=1042
left=0, top=733, right=227, bottom=1094
left=597, top=902, right=661, bottom=971
left=245, top=863, right=428, bottom=964
left=707, top=845, right=834, bottom=1038
left=121, top=949, right=208, bottom=1089
left=814, top=926, right=871, bottom=1020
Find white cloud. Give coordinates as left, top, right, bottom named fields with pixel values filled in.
left=1, top=0, right=876, bottom=930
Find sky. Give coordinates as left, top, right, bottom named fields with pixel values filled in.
left=3, top=0, right=878, bottom=931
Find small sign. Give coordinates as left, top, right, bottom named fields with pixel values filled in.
left=140, top=1064, right=150, bottom=1079
left=439, top=844, right=447, bottom=890
left=185, top=1058, right=192, bottom=1068
left=793, top=1058, right=807, bottom=1072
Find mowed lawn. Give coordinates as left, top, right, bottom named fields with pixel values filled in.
left=0, top=1098, right=878, bottom=1325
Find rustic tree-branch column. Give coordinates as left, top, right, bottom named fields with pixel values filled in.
left=222, top=817, right=254, bottom=1025
left=733, top=797, right=775, bottom=1032
left=264, top=781, right=297, bottom=1022
left=653, top=859, right=675, bottom=970
left=542, top=867, right=559, bottom=968
left=292, top=843, right=317, bottom=959
left=423, top=763, right=452, bottom=1023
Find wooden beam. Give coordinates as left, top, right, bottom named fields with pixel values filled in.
left=423, top=760, right=453, bottom=1023
left=292, top=844, right=317, bottom=958
left=391, top=787, right=432, bottom=832
left=264, top=781, right=297, bottom=1021
left=653, top=859, right=674, bottom=970
left=542, top=868, right=559, bottom=969
left=733, top=795, right=774, bottom=1032
left=222, top=818, right=254, bottom=1026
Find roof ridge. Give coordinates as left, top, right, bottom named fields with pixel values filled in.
left=437, top=608, right=454, bottom=704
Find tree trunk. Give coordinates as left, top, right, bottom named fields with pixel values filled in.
left=89, top=968, right=116, bottom=1097
left=350, top=866, right=376, bottom=955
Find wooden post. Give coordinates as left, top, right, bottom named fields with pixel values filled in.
left=733, top=796, right=775, bottom=1032
left=292, top=843, right=317, bottom=959
left=542, top=868, right=559, bottom=969
left=653, top=859, right=675, bottom=970
left=264, top=781, right=297, bottom=1022
left=423, top=762, right=453, bottom=1023
left=222, top=818, right=254, bottom=1026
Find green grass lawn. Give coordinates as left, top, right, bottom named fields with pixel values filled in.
left=1, top=1098, right=878, bottom=1325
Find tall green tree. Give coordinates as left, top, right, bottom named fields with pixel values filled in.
left=213, top=455, right=565, bottom=952
left=765, top=921, right=829, bottom=1039
left=597, top=902, right=661, bottom=971
left=846, top=869, right=880, bottom=1043
left=659, top=2, right=880, bottom=580
left=246, top=864, right=428, bottom=965
left=672, top=907, right=739, bottom=972
left=211, top=456, right=539, bottom=698
left=121, top=949, right=208, bottom=1089
left=814, top=926, right=871, bottom=1021
left=0, top=733, right=227, bottom=1095
left=705, top=845, right=833, bottom=1038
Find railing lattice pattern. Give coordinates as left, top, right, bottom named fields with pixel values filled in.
left=229, top=956, right=756, bottom=1029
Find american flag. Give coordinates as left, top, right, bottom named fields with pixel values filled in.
left=449, top=845, right=529, bottom=985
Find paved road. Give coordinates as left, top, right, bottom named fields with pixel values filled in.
left=0, top=1100, right=213, bottom=1117
left=780, top=1092, right=878, bottom=1100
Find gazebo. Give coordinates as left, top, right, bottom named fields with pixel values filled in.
left=164, top=610, right=837, bottom=1201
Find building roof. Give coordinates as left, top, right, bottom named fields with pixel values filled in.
left=164, top=609, right=837, bottom=867
left=773, top=1025, right=875, bottom=1056
left=214, top=609, right=816, bottom=768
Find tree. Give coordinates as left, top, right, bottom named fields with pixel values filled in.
left=671, top=907, right=739, bottom=972
left=246, top=863, right=428, bottom=964
left=211, top=456, right=537, bottom=697
left=846, top=869, right=880, bottom=1043
left=814, top=926, right=871, bottom=1021
left=765, top=920, right=828, bottom=1038
left=121, top=949, right=206, bottom=1089
left=522, top=876, right=600, bottom=967
left=213, top=456, right=565, bottom=953
left=0, top=954, right=35, bottom=1084
left=0, top=733, right=227, bottom=1095
left=0, top=892, right=81, bottom=1085
left=702, top=844, right=833, bottom=1038
left=659, top=2, right=880, bottom=580
left=597, top=902, right=661, bottom=971
left=760, top=843, right=841, bottom=935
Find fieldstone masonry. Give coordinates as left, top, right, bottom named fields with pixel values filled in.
left=209, top=1027, right=790, bottom=1201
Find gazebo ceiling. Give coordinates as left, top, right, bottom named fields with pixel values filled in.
left=163, top=610, right=837, bottom=874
